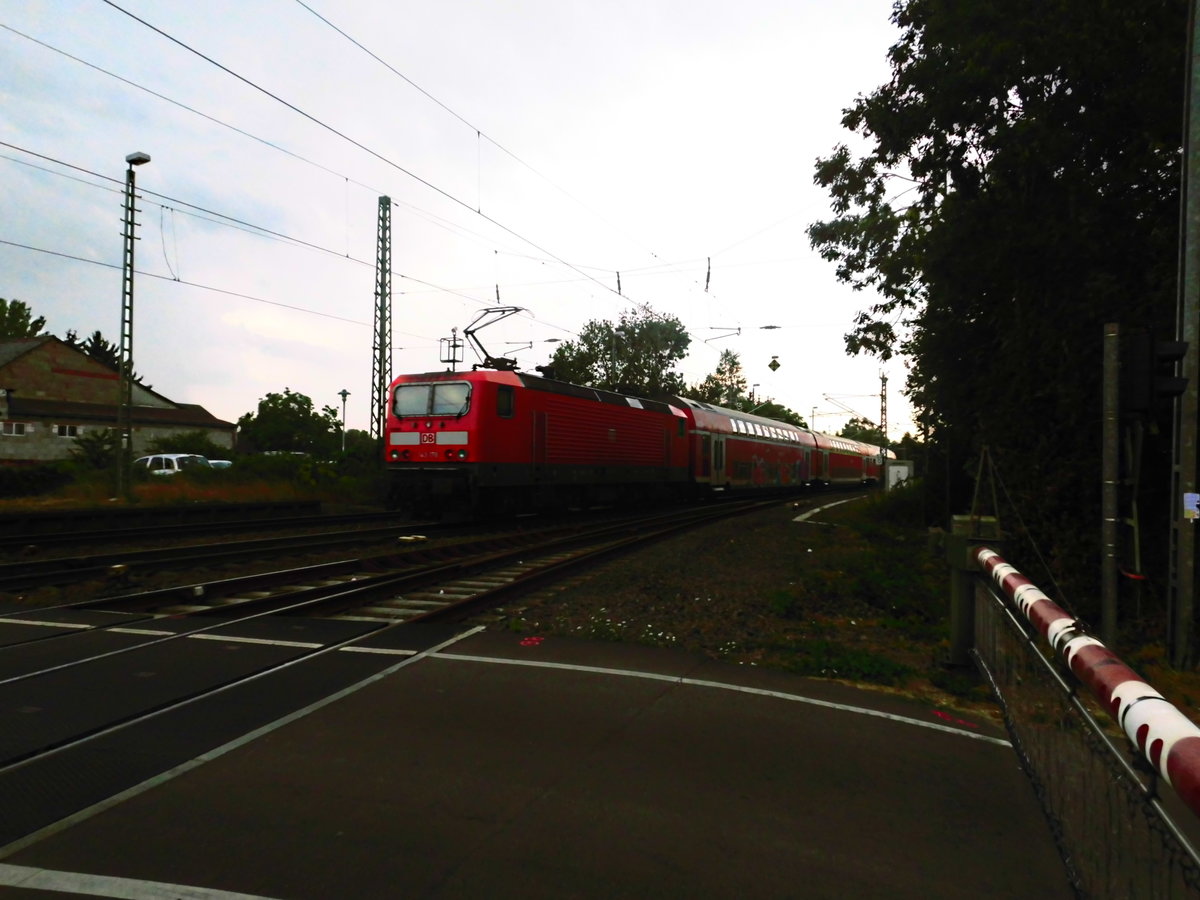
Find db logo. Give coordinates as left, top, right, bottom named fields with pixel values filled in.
left=420, top=433, right=436, bottom=444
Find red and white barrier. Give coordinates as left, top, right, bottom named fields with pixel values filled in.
left=975, top=548, right=1200, bottom=820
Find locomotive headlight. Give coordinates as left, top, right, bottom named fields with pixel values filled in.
left=389, top=450, right=400, bottom=460
left=457, top=449, right=468, bottom=459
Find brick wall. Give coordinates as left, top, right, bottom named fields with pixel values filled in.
left=3, top=342, right=170, bottom=407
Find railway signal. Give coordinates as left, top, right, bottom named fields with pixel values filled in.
left=1121, top=330, right=1189, bottom=418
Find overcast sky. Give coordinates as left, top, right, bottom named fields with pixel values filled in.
left=0, top=0, right=910, bottom=438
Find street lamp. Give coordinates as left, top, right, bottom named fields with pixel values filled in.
left=115, top=151, right=150, bottom=500
left=338, top=389, right=350, bottom=453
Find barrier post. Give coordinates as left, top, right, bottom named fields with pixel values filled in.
left=946, top=514, right=1002, bottom=665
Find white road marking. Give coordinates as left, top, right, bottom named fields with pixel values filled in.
left=108, top=628, right=176, bottom=636
left=0, top=863, right=281, bottom=899
left=187, top=634, right=323, bottom=649
left=0, top=617, right=91, bottom=629
left=338, top=645, right=419, bottom=656
left=434, top=652, right=1011, bottom=747
left=792, top=496, right=861, bottom=522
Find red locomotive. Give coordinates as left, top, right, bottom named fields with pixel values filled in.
left=383, top=368, right=890, bottom=516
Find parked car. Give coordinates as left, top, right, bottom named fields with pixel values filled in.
left=208, top=459, right=233, bottom=469
left=133, top=453, right=212, bottom=475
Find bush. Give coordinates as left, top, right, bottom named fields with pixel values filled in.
left=0, top=462, right=74, bottom=498
left=144, top=430, right=231, bottom=460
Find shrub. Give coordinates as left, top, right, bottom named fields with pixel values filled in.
left=0, top=462, right=74, bottom=498
left=143, top=430, right=231, bottom=460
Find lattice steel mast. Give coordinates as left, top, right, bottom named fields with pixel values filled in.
left=371, top=196, right=392, bottom=440
left=115, top=151, right=150, bottom=499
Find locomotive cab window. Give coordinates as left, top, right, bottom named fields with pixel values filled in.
left=497, top=385, right=514, bottom=418
left=393, top=382, right=472, bottom=417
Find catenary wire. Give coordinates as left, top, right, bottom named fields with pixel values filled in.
left=98, top=0, right=633, bottom=309
left=2, top=19, right=747, bottom=319
left=291, top=0, right=720, bottom=303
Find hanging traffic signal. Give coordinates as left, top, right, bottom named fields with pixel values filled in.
left=1121, top=330, right=1188, bottom=416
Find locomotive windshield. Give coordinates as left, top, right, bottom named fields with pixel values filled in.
left=393, top=382, right=471, bottom=417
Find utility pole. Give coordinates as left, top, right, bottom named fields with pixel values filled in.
left=338, top=388, right=350, bottom=454
left=879, top=372, right=888, bottom=447
left=115, top=151, right=150, bottom=500
left=1102, top=324, right=1120, bottom=646
left=371, top=196, right=392, bottom=441
left=1170, top=4, right=1200, bottom=667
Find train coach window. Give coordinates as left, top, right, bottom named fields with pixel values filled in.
left=497, top=385, right=514, bottom=418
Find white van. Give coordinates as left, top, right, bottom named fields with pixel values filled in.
left=133, top=453, right=212, bottom=475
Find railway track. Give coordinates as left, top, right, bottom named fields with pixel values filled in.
left=0, top=499, right=323, bottom=542
left=0, top=516, right=450, bottom=594
left=0, top=494, right=788, bottom=596
left=0, top=508, right=415, bottom=553
left=0, top=497, right=785, bottom=848
left=3, top=499, right=776, bottom=637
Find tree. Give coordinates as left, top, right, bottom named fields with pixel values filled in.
left=237, top=389, right=342, bottom=456
left=64, top=329, right=151, bottom=388
left=546, top=303, right=691, bottom=396
left=70, top=428, right=118, bottom=470
left=145, top=430, right=230, bottom=459
left=839, top=417, right=886, bottom=446
left=807, top=0, right=1187, bottom=606
left=0, top=298, right=47, bottom=339
left=743, top=399, right=807, bottom=429
left=690, top=349, right=749, bottom=407
left=63, top=328, right=153, bottom=388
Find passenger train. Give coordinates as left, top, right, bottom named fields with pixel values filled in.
left=384, top=368, right=891, bottom=516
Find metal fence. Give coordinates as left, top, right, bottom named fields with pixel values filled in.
left=972, top=572, right=1200, bottom=898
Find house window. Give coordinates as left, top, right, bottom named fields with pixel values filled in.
left=2, top=422, right=26, bottom=436
left=56, top=424, right=79, bottom=438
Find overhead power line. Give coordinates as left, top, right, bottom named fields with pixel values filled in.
left=3, top=17, right=727, bottom=313
left=291, top=0, right=710, bottom=299
left=0, top=23, right=374, bottom=192
left=0, top=141, right=497, bottom=307
left=0, top=238, right=368, bottom=326
left=0, top=23, right=537, bottom=261
left=98, top=0, right=630, bottom=306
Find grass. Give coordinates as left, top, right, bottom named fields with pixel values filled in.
left=483, top=482, right=1200, bottom=722
left=481, top=484, right=993, bottom=708
left=0, top=464, right=384, bottom=512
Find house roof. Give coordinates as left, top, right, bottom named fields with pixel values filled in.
left=0, top=336, right=235, bottom=431
left=8, top=396, right=235, bottom=429
left=0, top=335, right=53, bottom=371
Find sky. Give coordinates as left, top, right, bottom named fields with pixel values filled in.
left=0, top=0, right=911, bottom=438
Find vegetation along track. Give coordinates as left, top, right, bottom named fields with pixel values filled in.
left=2, top=498, right=783, bottom=636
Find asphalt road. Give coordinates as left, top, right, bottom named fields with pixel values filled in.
left=0, top=624, right=1072, bottom=899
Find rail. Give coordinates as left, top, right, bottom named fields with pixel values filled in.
left=965, top=544, right=1200, bottom=897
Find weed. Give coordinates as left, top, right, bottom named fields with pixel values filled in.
left=776, top=638, right=914, bottom=686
